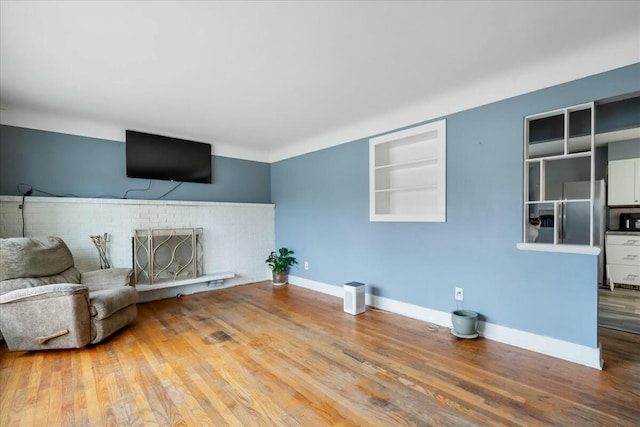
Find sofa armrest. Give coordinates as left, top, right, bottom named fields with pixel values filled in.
left=0, top=284, right=91, bottom=351
left=81, top=268, right=134, bottom=289
left=0, top=283, right=88, bottom=304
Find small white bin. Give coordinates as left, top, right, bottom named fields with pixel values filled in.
left=344, top=282, right=366, bottom=315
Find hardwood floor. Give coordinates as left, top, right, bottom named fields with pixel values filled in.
left=599, top=287, right=640, bottom=334
left=1, top=281, right=639, bottom=426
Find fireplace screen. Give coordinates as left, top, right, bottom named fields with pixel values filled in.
left=133, top=228, right=203, bottom=284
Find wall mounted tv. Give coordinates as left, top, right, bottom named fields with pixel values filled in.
left=126, top=130, right=212, bottom=183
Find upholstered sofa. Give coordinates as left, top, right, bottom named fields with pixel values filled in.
left=0, top=236, right=138, bottom=351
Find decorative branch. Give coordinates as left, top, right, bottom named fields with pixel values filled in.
left=90, top=233, right=111, bottom=269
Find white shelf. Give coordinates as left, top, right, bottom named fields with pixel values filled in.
left=370, top=120, right=446, bottom=222
left=516, top=243, right=600, bottom=255
left=375, top=184, right=438, bottom=193
left=135, top=272, right=235, bottom=292
left=375, top=157, right=438, bottom=170
left=596, top=127, right=640, bottom=144
left=372, top=213, right=443, bottom=222
left=525, top=199, right=590, bottom=204
left=526, top=127, right=640, bottom=159
left=527, top=135, right=591, bottom=158
left=525, top=150, right=592, bottom=163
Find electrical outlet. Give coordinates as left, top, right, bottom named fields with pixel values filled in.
left=455, top=287, right=463, bottom=302
left=304, top=261, right=309, bottom=270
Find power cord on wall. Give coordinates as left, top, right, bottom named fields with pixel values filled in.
left=16, top=181, right=184, bottom=237
left=122, top=180, right=152, bottom=199
left=155, top=182, right=183, bottom=199
left=122, top=180, right=182, bottom=199
left=18, top=183, right=82, bottom=198
left=20, top=188, right=32, bottom=237
left=17, top=180, right=183, bottom=201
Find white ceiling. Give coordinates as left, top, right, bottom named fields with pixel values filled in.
left=1, top=1, right=639, bottom=162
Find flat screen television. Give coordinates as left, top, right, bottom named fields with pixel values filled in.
left=126, top=130, right=212, bottom=183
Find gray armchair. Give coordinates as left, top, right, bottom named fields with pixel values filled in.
left=0, top=236, right=138, bottom=351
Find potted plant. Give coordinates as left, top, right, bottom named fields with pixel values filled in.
left=265, top=247, right=298, bottom=286
left=451, top=310, right=479, bottom=338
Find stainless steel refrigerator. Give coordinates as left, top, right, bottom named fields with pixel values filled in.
left=537, top=180, right=606, bottom=284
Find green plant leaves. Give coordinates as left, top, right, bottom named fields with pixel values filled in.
left=265, top=247, right=298, bottom=274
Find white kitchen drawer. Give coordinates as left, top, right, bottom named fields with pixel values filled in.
left=606, top=234, right=640, bottom=246
left=606, top=244, right=640, bottom=265
left=609, top=265, right=640, bottom=286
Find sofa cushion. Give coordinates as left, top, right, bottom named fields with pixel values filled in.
left=0, top=237, right=74, bottom=281
left=0, top=267, right=81, bottom=295
left=0, top=283, right=88, bottom=304
left=89, top=286, right=138, bottom=320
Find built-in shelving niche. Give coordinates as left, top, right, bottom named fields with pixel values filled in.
left=370, top=120, right=446, bottom=222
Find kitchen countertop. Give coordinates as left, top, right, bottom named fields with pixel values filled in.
left=606, top=230, right=640, bottom=235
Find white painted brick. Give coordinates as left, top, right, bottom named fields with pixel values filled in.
left=0, top=197, right=275, bottom=285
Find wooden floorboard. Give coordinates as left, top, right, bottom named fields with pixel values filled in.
left=1, top=281, right=639, bottom=426
left=599, top=287, right=640, bottom=334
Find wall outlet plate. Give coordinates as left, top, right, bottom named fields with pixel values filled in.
left=455, top=287, right=463, bottom=301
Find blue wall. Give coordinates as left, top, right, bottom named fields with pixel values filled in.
left=0, top=125, right=271, bottom=203
left=608, top=139, right=640, bottom=161
left=272, top=63, right=640, bottom=348
left=1, top=64, right=637, bottom=348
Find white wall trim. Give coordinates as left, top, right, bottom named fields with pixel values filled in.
left=290, top=276, right=344, bottom=298
left=2, top=33, right=637, bottom=166
left=289, top=275, right=603, bottom=370
left=478, top=321, right=603, bottom=370
left=0, top=195, right=274, bottom=208
left=269, top=33, right=639, bottom=162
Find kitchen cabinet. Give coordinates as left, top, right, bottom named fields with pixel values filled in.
left=369, top=119, right=446, bottom=222
left=608, top=158, right=640, bottom=206
left=605, top=232, right=640, bottom=289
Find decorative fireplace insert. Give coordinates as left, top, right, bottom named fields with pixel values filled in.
left=133, top=228, right=203, bottom=284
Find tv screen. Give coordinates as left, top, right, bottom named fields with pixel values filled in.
left=126, top=130, right=212, bottom=184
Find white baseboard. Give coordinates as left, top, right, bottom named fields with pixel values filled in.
left=478, top=321, right=603, bottom=370
left=289, top=275, right=603, bottom=370
left=290, top=276, right=344, bottom=298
